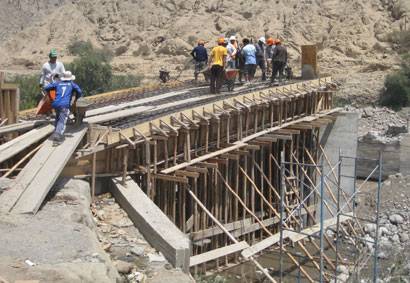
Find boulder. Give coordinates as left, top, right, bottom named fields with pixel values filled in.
left=114, top=260, right=133, bottom=274
left=389, top=214, right=404, bottom=225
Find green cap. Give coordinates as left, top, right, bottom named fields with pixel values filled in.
left=49, top=49, right=58, bottom=58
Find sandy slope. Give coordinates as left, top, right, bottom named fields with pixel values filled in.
left=0, top=0, right=408, bottom=103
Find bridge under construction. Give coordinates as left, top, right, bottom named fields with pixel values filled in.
left=0, top=70, right=383, bottom=282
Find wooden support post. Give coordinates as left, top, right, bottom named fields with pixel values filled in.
left=187, top=188, right=277, bottom=283
left=91, top=151, right=97, bottom=200
left=215, top=169, right=315, bottom=282
left=122, top=146, right=129, bottom=186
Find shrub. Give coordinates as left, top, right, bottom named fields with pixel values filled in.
left=12, top=74, right=42, bottom=110
left=388, top=30, right=410, bottom=54
left=67, top=55, right=112, bottom=96
left=380, top=72, right=410, bottom=110
left=68, top=39, right=113, bottom=62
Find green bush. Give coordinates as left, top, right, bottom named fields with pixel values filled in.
left=380, top=53, right=410, bottom=110
left=68, top=40, right=113, bottom=62
left=13, top=74, right=42, bottom=110
left=380, top=72, right=410, bottom=110
left=388, top=30, right=410, bottom=54
left=67, top=55, right=112, bottom=96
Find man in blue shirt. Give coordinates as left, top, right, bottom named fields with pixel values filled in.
left=43, top=71, right=83, bottom=143
left=190, top=40, right=208, bottom=82
left=241, top=38, right=257, bottom=83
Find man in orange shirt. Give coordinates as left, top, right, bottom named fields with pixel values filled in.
left=208, top=37, right=227, bottom=94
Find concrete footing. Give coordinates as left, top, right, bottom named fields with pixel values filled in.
left=110, top=177, right=191, bottom=272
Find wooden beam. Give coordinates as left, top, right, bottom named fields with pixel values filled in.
left=161, top=142, right=247, bottom=174
left=110, top=177, right=190, bottom=272
left=2, top=126, right=88, bottom=214
left=0, top=125, right=54, bottom=163
left=190, top=241, right=249, bottom=267
left=96, top=78, right=333, bottom=147
left=153, top=173, right=189, bottom=183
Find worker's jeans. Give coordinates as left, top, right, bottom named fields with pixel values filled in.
left=194, top=61, right=207, bottom=80
left=271, top=61, right=286, bottom=82
left=54, top=107, right=70, bottom=136
left=210, top=65, right=224, bottom=94
left=227, top=60, right=236, bottom=69
left=256, top=57, right=266, bottom=81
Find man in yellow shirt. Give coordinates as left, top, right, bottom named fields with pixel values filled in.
left=208, top=37, right=227, bottom=94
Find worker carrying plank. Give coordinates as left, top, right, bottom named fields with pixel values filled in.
left=43, top=71, right=83, bottom=144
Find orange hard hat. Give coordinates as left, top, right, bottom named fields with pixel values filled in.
left=267, top=38, right=274, bottom=46
left=217, top=37, right=225, bottom=44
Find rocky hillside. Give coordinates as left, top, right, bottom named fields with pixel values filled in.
left=0, top=0, right=408, bottom=103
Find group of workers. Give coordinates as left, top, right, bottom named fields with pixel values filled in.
left=38, top=37, right=287, bottom=142
left=39, top=49, right=82, bottom=143
left=191, top=36, right=288, bottom=94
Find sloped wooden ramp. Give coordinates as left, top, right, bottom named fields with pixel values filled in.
left=0, top=125, right=87, bottom=214
left=0, top=124, right=54, bottom=163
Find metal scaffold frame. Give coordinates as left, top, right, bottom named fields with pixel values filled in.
left=278, top=149, right=383, bottom=283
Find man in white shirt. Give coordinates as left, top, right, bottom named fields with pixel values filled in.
left=39, top=48, right=65, bottom=88
left=226, top=36, right=238, bottom=69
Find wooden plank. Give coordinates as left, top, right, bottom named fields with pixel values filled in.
left=86, top=89, right=190, bottom=117
left=277, top=129, right=300, bottom=135
left=161, top=108, right=341, bottom=174
left=287, top=212, right=353, bottom=243
left=99, top=78, right=333, bottom=146
left=190, top=241, right=249, bottom=267
left=10, top=126, right=88, bottom=214
left=0, top=120, right=50, bottom=135
left=110, top=177, right=190, bottom=271
left=86, top=95, right=214, bottom=125
left=161, top=142, right=247, bottom=174
left=154, top=173, right=189, bottom=183
left=0, top=125, right=54, bottom=163
left=175, top=170, right=200, bottom=178
left=85, top=106, right=154, bottom=124
left=241, top=230, right=292, bottom=259
left=267, top=134, right=292, bottom=140
left=191, top=217, right=254, bottom=241
left=231, top=217, right=278, bottom=238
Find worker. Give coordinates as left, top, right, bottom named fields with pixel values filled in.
left=255, top=37, right=266, bottom=81
left=208, top=37, right=227, bottom=94
left=226, top=35, right=238, bottom=69
left=271, top=39, right=288, bottom=84
left=190, top=40, right=208, bottom=82
left=39, top=48, right=65, bottom=88
left=43, top=71, right=82, bottom=143
left=265, top=38, right=275, bottom=76
left=241, top=38, right=257, bottom=83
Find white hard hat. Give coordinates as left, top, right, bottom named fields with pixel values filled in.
left=259, top=36, right=266, bottom=44
left=229, top=35, right=236, bottom=41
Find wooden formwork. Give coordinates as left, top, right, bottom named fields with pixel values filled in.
left=0, top=73, right=19, bottom=127
left=61, top=78, right=347, bottom=281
